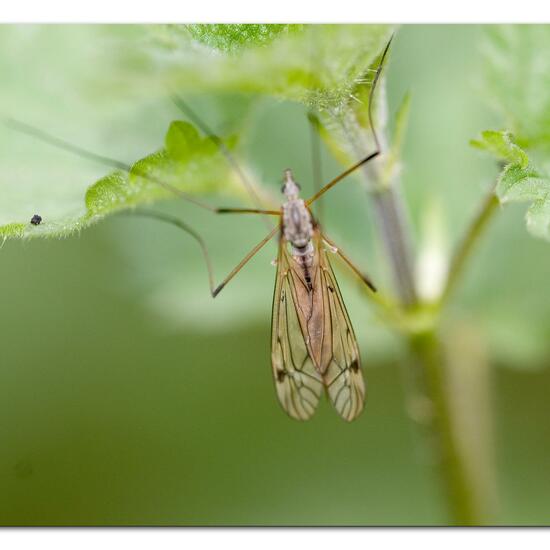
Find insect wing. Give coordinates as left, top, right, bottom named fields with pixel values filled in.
left=319, top=247, right=366, bottom=421
left=271, top=240, right=323, bottom=420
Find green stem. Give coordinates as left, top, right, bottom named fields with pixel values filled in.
left=354, top=130, right=495, bottom=524
left=408, top=327, right=492, bottom=525
left=369, top=183, right=418, bottom=306
left=337, top=104, right=419, bottom=307
left=441, top=189, right=499, bottom=306
left=360, top=155, right=492, bottom=523
left=331, top=87, right=499, bottom=524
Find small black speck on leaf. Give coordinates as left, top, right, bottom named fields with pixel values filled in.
left=30, top=214, right=42, bottom=226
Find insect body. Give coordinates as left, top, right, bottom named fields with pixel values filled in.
left=273, top=169, right=365, bottom=421
left=281, top=169, right=315, bottom=292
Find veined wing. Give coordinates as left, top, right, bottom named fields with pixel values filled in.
left=318, top=237, right=366, bottom=421
left=271, top=238, right=324, bottom=421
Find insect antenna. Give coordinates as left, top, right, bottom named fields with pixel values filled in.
left=306, top=26, right=324, bottom=221
left=308, top=110, right=324, bottom=221
left=305, top=34, right=394, bottom=206
left=366, top=35, right=393, bottom=153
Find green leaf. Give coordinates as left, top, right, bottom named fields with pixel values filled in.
left=481, top=25, right=550, bottom=149
left=1, top=120, right=243, bottom=239
left=470, top=130, right=528, bottom=167
left=185, top=24, right=297, bottom=53
left=472, top=129, right=550, bottom=241
left=1, top=25, right=394, bottom=243
left=477, top=27, right=550, bottom=241
left=496, top=163, right=550, bottom=204
left=0, top=222, right=26, bottom=239
left=85, top=171, right=136, bottom=218
left=292, top=29, right=395, bottom=181
left=86, top=121, right=243, bottom=219
left=526, top=198, right=550, bottom=240
left=127, top=24, right=394, bottom=112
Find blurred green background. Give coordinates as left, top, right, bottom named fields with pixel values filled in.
left=1, top=25, right=550, bottom=525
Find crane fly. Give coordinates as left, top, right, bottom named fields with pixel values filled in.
left=209, top=162, right=379, bottom=421
left=270, top=169, right=375, bottom=420
left=4, top=34, right=392, bottom=422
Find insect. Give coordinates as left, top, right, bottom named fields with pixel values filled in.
left=30, top=214, right=42, bottom=225
left=269, top=169, right=375, bottom=420
left=5, top=35, right=392, bottom=421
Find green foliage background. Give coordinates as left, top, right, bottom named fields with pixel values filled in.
left=1, top=24, right=550, bottom=525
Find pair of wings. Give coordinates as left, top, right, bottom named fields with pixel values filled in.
left=271, top=232, right=366, bottom=421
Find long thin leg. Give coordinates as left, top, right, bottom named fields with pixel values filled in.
left=216, top=207, right=280, bottom=215
left=129, top=209, right=217, bottom=293
left=129, top=209, right=279, bottom=298
left=171, top=94, right=275, bottom=229
left=212, top=225, right=279, bottom=297
left=3, top=117, right=219, bottom=213
left=171, top=94, right=264, bottom=209
left=305, top=35, right=393, bottom=207
left=4, top=117, right=280, bottom=217
left=322, top=232, right=377, bottom=293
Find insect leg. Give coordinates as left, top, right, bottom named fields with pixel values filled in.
left=129, top=209, right=217, bottom=294
left=321, top=232, right=377, bottom=293
left=3, top=117, right=219, bottom=213
left=305, top=35, right=393, bottom=207
left=171, top=94, right=275, bottom=229
left=171, top=94, right=262, bottom=207
left=215, top=207, right=280, bottom=215
left=3, top=118, right=280, bottom=218
left=129, top=209, right=279, bottom=298
left=4, top=117, right=282, bottom=217
left=212, top=225, right=279, bottom=297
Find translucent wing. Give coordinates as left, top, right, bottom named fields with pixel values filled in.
left=271, top=238, right=324, bottom=421
left=319, top=241, right=366, bottom=421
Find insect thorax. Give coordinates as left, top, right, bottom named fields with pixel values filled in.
left=280, top=168, right=314, bottom=263
left=282, top=199, right=314, bottom=260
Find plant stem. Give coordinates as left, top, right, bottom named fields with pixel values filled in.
left=440, top=189, right=499, bottom=306
left=338, top=106, right=418, bottom=307
left=365, top=173, right=491, bottom=524
left=358, top=156, right=489, bottom=524
left=368, top=183, right=418, bottom=306
left=407, top=327, right=492, bottom=524
left=341, top=101, right=497, bottom=523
